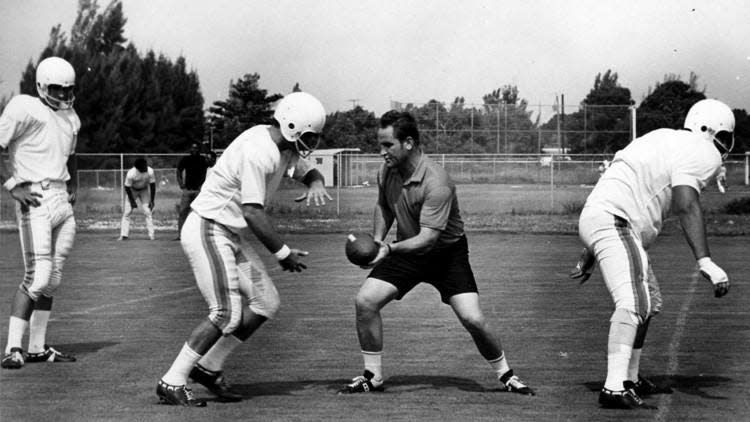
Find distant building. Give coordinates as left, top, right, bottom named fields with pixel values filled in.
left=299, top=148, right=361, bottom=187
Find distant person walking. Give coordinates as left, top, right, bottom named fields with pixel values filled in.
left=175, top=142, right=210, bottom=240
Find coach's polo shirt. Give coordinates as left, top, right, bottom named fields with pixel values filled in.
left=377, top=153, right=464, bottom=249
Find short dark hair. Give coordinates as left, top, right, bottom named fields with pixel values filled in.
left=379, top=110, right=419, bottom=145
left=134, top=158, right=148, bottom=172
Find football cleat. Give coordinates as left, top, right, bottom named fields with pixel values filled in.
left=634, top=375, right=673, bottom=395
left=25, top=345, right=76, bottom=363
left=117, top=236, right=128, bottom=241
left=338, top=370, right=384, bottom=394
left=156, top=379, right=207, bottom=407
left=1, top=347, right=25, bottom=369
left=189, top=364, right=242, bottom=402
left=599, top=381, right=656, bottom=409
left=499, top=369, right=536, bottom=395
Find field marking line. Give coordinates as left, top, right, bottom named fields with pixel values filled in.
left=655, top=270, right=699, bottom=422
left=50, top=286, right=196, bottom=321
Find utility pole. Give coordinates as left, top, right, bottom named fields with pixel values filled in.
left=347, top=99, right=360, bottom=109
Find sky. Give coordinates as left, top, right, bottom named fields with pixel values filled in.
left=1, top=0, right=750, bottom=120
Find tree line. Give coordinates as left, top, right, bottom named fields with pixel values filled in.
left=2, top=0, right=749, bottom=156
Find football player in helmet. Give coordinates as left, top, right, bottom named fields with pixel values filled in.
left=1, top=56, right=80, bottom=369
left=156, top=92, right=331, bottom=406
left=574, top=99, right=734, bottom=409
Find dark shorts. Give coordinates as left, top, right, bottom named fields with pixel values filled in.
left=368, top=235, right=478, bottom=304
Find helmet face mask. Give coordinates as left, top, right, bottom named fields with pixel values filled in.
left=36, top=57, right=76, bottom=110
left=683, top=99, right=735, bottom=159
left=273, top=92, right=326, bottom=157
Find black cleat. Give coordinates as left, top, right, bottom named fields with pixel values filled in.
left=599, top=381, right=656, bottom=409
left=634, top=375, right=673, bottom=395
left=156, top=379, right=207, bottom=407
left=499, top=369, right=536, bottom=395
left=189, top=364, right=242, bottom=402
left=1, top=347, right=25, bottom=369
left=25, top=345, right=76, bottom=363
left=339, top=370, right=384, bottom=394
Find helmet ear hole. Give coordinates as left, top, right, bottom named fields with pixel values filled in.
left=288, top=123, right=295, bottom=130
left=701, top=125, right=708, bottom=132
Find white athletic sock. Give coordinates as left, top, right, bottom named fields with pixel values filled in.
left=488, top=352, right=511, bottom=380
left=5, top=317, right=28, bottom=354
left=628, top=348, right=642, bottom=382
left=161, top=343, right=201, bottom=385
left=28, top=310, right=51, bottom=353
left=198, top=334, right=243, bottom=372
left=362, top=350, right=383, bottom=382
left=604, top=317, right=637, bottom=391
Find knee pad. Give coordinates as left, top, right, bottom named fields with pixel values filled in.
left=610, top=307, right=641, bottom=327
left=209, top=293, right=243, bottom=335
left=249, top=287, right=280, bottom=320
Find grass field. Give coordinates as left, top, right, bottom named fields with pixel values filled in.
left=1, top=230, right=749, bottom=422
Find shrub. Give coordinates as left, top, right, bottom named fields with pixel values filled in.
left=722, top=197, right=750, bottom=214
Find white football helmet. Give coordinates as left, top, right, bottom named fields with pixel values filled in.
left=273, top=92, right=326, bottom=157
left=36, top=56, right=76, bottom=110
left=684, top=99, right=735, bottom=157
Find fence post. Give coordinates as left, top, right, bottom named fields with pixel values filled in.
left=745, top=152, right=749, bottom=185
left=550, top=154, right=555, bottom=211
left=120, top=154, right=124, bottom=212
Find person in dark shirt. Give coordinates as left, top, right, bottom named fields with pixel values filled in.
left=175, top=142, right=210, bottom=239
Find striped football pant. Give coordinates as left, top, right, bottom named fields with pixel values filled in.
left=180, top=212, right=280, bottom=335
left=578, top=206, right=655, bottom=322
left=16, top=185, right=76, bottom=300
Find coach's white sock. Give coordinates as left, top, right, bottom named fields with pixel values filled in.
left=627, top=348, right=643, bottom=382
left=198, top=334, right=243, bottom=372
left=362, top=350, right=383, bottom=382
left=162, top=343, right=201, bottom=386
left=488, top=352, right=511, bottom=380
left=28, top=310, right=51, bottom=354
left=5, top=316, right=28, bottom=354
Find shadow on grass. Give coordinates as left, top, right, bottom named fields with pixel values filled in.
left=54, top=341, right=120, bottom=355
left=220, top=374, right=495, bottom=399
left=583, top=374, right=731, bottom=400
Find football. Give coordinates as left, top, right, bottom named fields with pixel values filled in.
left=345, top=233, right=379, bottom=266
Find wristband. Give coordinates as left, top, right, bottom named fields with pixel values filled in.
left=3, top=177, right=18, bottom=192
left=386, top=243, right=393, bottom=255
left=274, top=244, right=291, bottom=260
left=697, top=257, right=712, bottom=267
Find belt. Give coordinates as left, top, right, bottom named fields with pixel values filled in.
left=29, top=180, right=68, bottom=190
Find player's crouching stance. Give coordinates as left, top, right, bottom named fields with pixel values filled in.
left=574, top=99, right=734, bottom=409
left=339, top=111, right=534, bottom=396
left=1, top=57, right=79, bottom=369
left=156, top=92, right=332, bottom=407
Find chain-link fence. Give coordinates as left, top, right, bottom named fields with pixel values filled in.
left=2, top=152, right=749, bottom=228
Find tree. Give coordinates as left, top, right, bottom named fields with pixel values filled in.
left=637, top=72, right=706, bottom=136
left=321, top=106, right=379, bottom=152
left=564, top=70, right=633, bottom=153
left=17, top=0, right=205, bottom=154
left=208, top=73, right=282, bottom=148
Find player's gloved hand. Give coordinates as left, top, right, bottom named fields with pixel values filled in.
left=697, top=257, right=730, bottom=298
left=569, top=247, right=596, bottom=284
left=10, top=183, right=42, bottom=207
left=149, top=202, right=155, bottom=211
left=279, top=248, right=309, bottom=272
left=717, top=175, right=727, bottom=194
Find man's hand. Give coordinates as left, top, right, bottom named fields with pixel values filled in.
left=569, top=247, right=596, bottom=284
left=149, top=201, right=155, bottom=211
left=130, top=200, right=138, bottom=209
left=358, top=239, right=389, bottom=269
left=10, top=183, right=42, bottom=207
left=293, top=181, right=333, bottom=206
left=279, top=248, right=309, bottom=272
left=698, top=257, right=730, bottom=298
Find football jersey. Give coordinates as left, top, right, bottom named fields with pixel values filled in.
left=0, top=95, right=79, bottom=183
left=584, top=128, right=721, bottom=247
left=124, top=166, right=156, bottom=190
left=190, top=125, right=312, bottom=234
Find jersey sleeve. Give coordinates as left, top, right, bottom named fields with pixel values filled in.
left=419, top=179, right=453, bottom=231
left=239, top=151, right=270, bottom=206
left=124, top=169, right=134, bottom=187
left=671, top=147, right=721, bottom=193
left=0, top=97, right=33, bottom=149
